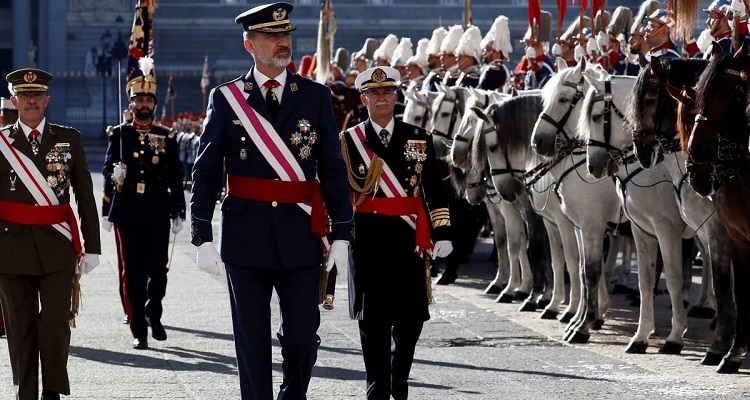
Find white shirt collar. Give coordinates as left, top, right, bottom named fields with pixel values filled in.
left=370, top=118, right=395, bottom=137
left=18, top=118, right=46, bottom=139
left=253, top=68, right=287, bottom=103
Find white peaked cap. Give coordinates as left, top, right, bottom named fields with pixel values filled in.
left=456, top=25, right=482, bottom=62
left=406, top=38, right=429, bottom=69
left=391, top=38, right=414, bottom=67
left=373, top=34, right=399, bottom=63
left=440, top=25, right=465, bottom=55
left=481, top=16, right=513, bottom=55
left=427, top=27, right=448, bottom=56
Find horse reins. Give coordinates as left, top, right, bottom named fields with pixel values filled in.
left=431, top=92, right=460, bottom=142
left=538, top=77, right=584, bottom=150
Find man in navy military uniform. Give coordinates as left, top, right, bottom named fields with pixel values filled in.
left=190, top=3, right=354, bottom=399
left=341, top=66, right=453, bottom=400
left=101, top=57, right=186, bottom=349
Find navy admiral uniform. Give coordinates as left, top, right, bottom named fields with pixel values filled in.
left=190, top=3, right=354, bottom=399
left=343, top=67, right=452, bottom=400
left=102, top=60, right=186, bottom=349
left=0, top=69, right=101, bottom=400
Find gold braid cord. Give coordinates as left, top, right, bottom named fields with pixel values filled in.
left=69, top=273, right=81, bottom=328
left=425, top=254, right=434, bottom=305
left=340, top=134, right=384, bottom=205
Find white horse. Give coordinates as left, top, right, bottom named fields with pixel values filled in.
left=402, top=82, right=438, bottom=132
left=531, top=60, right=623, bottom=341
left=450, top=88, right=508, bottom=169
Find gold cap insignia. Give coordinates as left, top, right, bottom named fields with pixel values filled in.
left=372, top=68, right=386, bottom=83
left=24, top=71, right=37, bottom=83
left=273, top=8, right=287, bottom=21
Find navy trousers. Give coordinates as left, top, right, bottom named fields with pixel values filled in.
left=358, top=320, right=424, bottom=400
left=225, top=263, right=321, bottom=400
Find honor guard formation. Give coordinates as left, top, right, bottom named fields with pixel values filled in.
left=4, top=0, right=750, bottom=399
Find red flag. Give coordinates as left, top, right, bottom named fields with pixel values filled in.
left=528, top=0, right=541, bottom=31
left=572, top=0, right=587, bottom=11
left=592, top=0, right=604, bottom=31
left=556, top=0, right=567, bottom=36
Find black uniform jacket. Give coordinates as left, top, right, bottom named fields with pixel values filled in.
left=342, top=119, right=451, bottom=324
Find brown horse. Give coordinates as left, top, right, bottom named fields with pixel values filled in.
left=329, top=83, right=366, bottom=132
left=687, top=41, right=750, bottom=373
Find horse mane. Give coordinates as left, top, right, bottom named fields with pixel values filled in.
left=677, top=95, right=696, bottom=153
left=470, top=104, right=495, bottom=173
left=694, top=53, right=728, bottom=113
left=625, top=63, right=653, bottom=136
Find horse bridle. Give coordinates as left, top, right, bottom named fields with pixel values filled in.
left=632, top=75, right=682, bottom=155
left=410, top=96, right=432, bottom=129
left=431, top=91, right=461, bottom=142
left=478, top=117, right=526, bottom=183
left=586, top=80, right=632, bottom=165
left=538, top=77, right=585, bottom=150
left=454, top=92, right=489, bottom=145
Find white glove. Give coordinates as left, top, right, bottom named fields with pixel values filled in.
left=101, top=217, right=112, bottom=232
left=574, top=44, right=586, bottom=61
left=79, top=254, right=100, bottom=274
left=112, top=163, right=126, bottom=185
left=551, top=43, right=563, bottom=57
left=171, top=218, right=183, bottom=234
left=525, top=46, right=537, bottom=61
left=697, top=28, right=714, bottom=53
left=432, top=240, right=453, bottom=259
left=196, top=242, right=223, bottom=275
left=325, top=240, right=349, bottom=273
left=732, top=0, right=746, bottom=19
left=587, top=38, right=599, bottom=55
left=596, top=31, right=610, bottom=50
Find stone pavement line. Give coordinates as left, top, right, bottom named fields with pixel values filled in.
left=0, top=174, right=748, bottom=399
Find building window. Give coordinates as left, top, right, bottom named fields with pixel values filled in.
left=369, top=0, right=392, bottom=5
left=441, top=0, right=460, bottom=5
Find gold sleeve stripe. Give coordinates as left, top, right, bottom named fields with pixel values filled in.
left=432, top=219, right=451, bottom=228
left=430, top=208, right=450, bottom=219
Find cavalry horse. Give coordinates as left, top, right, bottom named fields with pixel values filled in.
left=531, top=60, right=624, bottom=342
left=468, top=94, right=582, bottom=320
left=626, top=57, right=736, bottom=366
left=686, top=41, right=750, bottom=373
left=330, top=82, right=365, bottom=132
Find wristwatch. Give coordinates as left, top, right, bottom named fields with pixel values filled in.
left=191, top=237, right=211, bottom=247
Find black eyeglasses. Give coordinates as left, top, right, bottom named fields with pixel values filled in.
left=16, top=92, right=46, bottom=101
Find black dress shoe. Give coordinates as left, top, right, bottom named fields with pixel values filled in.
left=435, top=272, right=457, bottom=285
left=41, top=389, right=60, bottom=400
left=133, top=337, right=148, bottom=349
left=391, top=379, right=408, bottom=400
left=148, top=318, right=167, bottom=341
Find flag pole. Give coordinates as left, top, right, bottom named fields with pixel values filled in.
left=464, top=0, right=472, bottom=27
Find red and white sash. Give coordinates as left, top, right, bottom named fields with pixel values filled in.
left=219, top=80, right=329, bottom=249
left=0, top=128, right=74, bottom=242
left=347, top=122, right=417, bottom=230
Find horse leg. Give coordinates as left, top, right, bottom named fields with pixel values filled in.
left=566, top=228, right=605, bottom=344
left=681, top=238, right=695, bottom=310
left=565, top=228, right=587, bottom=332
left=657, top=232, right=687, bottom=355
left=496, top=202, right=524, bottom=303
left=603, top=233, right=619, bottom=283
left=557, top=216, right=581, bottom=324
left=540, top=220, right=565, bottom=319
left=626, top=228, right=659, bottom=354
left=521, top=201, right=551, bottom=312
left=486, top=203, right=509, bottom=295
left=717, top=237, right=750, bottom=373
left=594, top=270, right=610, bottom=330
left=688, top=238, right=713, bottom=317
left=699, top=219, right=734, bottom=366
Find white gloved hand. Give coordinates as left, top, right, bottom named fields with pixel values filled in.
left=697, top=28, right=714, bottom=53
left=432, top=240, right=453, bottom=259
left=574, top=44, right=586, bottom=61
left=171, top=218, right=183, bottom=234
left=732, top=0, right=746, bottom=19
left=196, top=242, right=223, bottom=275
left=587, top=38, right=599, bottom=55
left=325, top=240, right=349, bottom=273
left=525, top=46, right=537, bottom=61
left=596, top=31, right=610, bottom=50
left=79, top=254, right=100, bottom=274
left=551, top=43, right=563, bottom=57
left=112, top=163, right=126, bottom=185
left=101, top=217, right=112, bottom=232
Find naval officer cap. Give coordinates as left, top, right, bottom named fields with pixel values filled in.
left=235, top=2, right=297, bottom=33
left=6, top=68, right=53, bottom=93
left=355, top=67, right=400, bottom=92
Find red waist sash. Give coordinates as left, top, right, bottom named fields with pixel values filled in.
left=355, top=196, right=432, bottom=251
left=226, top=175, right=327, bottom=237
left=0, top=199, right=82, bottom=256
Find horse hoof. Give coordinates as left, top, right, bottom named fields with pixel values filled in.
left=513, top=291, right=530, bottom=301
left=540, top=309, right=558, bottom=320
left=519, top=301, right=537, bottom=312
left=701, top=351, right=725, bottom=366
left=716, top=359, right=742, bottom=374
left=625, top=341, right=649, bottom=354
left=537, top=298, right=551, bottom=308
left=658, top=341, right=683, bottom=355
left=495, top=293, right=514, bottom=303
left=611, top=284, right=630, bottom=295
left=629, top=297, right=641, bottom=307
left=484, top=284, right=503, bottom=295
left=592, top=319, right=605, bottom=330
left=566, top=331, right=590, bottom=344
left=563, top=329, right=574, bottom=341
left=687, top=306, right=704, bottom=318
left=558, top=312, right=575, bottom=323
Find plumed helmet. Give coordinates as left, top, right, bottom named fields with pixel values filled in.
left=390, top=37, right=414, bottom=67
left=456, top=26, right=482, bottom=63
left=373, top=34, right=399, bottom=64
left=481, top=16, right=513, bottom=56
left=607, top=6, right=634, bottom=41
left=426, top=27, right=448, bottom=56
left=441, top=25, right=465, bottom=55
left=631, top=0, right=662, bottom=35
left=406, top=38, right=429, bottom=73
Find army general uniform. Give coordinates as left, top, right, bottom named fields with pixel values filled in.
left=342, top=67, right=451, bottom=400
left=0, top=69, right=101, bottom=400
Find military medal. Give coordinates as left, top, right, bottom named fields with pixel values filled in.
left=240, top=149, right=247, bottom=160
left=290, top=82, right=298, bottom=92
left=415, top=163, right=423, bottom=174
left=46, top=175, right=58, bottom=188
left=137, top=182, right=146, bottom=194
left=358, top=164, right=365, bottom=175
left=9, top=175, right=16, bottom=191
left=152, top=155, right=160, bottom=164
left=299, top=145, right=311, bottom=160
